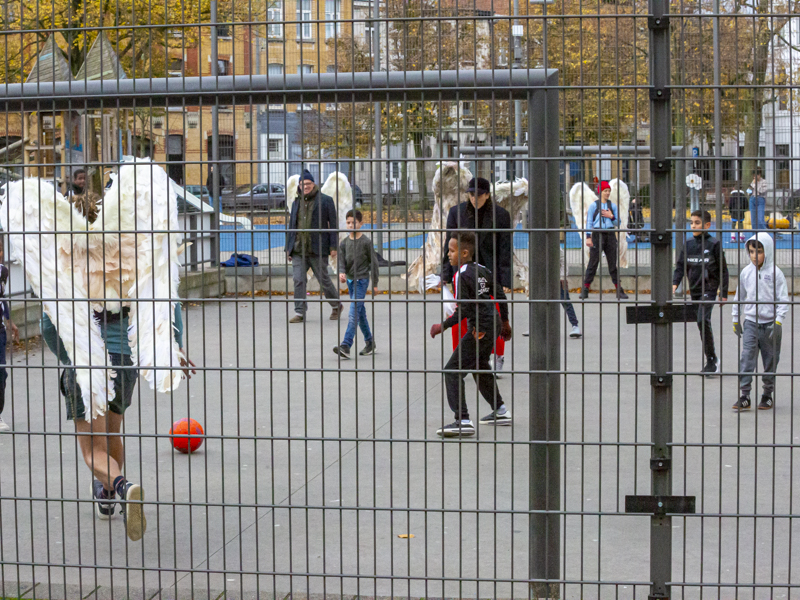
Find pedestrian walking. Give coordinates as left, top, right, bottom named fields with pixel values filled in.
left=732, top=233, right=788, bottom=411
left=672, top=210, right=729, bottom=375
left=579, top=181, right=628, bottom=299
left=285, top=169, right=343, bottom=322
left=749, top=168, right=768, bottom=233
left=0, top=238, right=19, bottom=432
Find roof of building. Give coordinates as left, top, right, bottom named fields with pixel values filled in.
left=75, top=32, right=128, bottom=81
left=26, top=35, right=72, bottom=84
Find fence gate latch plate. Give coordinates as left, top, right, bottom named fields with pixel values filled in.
left=650, top=457, right=671, bottom=471
left=625, top=495, right=696, bottom=515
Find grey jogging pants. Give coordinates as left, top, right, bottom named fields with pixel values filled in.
left=739, top=320, right=782, bottom=397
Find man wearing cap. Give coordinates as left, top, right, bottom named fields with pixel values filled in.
left=580, top=180, right=628, bottom=299
left=442, top=176, right=513, bottom=371
left=285, top=169, right=343, bottom=322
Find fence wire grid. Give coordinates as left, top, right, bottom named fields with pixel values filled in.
left=0, top=0, right=797, bottom=599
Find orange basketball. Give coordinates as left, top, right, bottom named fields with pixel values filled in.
left=170, top=418, right=204, bottom=454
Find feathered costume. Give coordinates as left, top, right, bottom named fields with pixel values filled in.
left=569, top=179, right=630, bottom=269
left=492, top=178, right=529, bottom=291
left=1, top=158, right=186, bottom=420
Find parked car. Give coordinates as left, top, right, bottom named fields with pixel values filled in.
left=225, top=183, right=286, bottom=210
left=184, top=185, right=209, bottom=198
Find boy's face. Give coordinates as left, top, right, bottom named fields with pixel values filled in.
left=748, top=243, right=765, bottom=268
left=690, top=215, right=710, bottom=236
left=346, top=216, right=362, bottom=231
left=601, top=188, right=611, bottom=201
left=447, top=238, right=471, bottom=267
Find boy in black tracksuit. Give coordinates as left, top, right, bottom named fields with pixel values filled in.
left=672, top=209, right=729, bottom=375
left=430, top=232, right=512, bottom=438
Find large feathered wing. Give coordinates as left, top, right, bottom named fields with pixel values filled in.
left=493, top=178, right=529, bottom=292
left=2, top=179, right=113, bottom=419
left=609, top=179, right=630, bottom=268
left=320, top=172, right=353, bottom=272
left=286, top=175, right=300, bottom=213
left=569, top=182, right=598, bottom=264
left=104, top=159, right=185, bottom=393
left=405, top=162, right=472, bottom=293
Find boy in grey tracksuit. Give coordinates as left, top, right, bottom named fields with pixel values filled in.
left=732, top=232, right=789, bottom=411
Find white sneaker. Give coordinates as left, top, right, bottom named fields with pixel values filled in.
left=740, top=233, right=746, bottom=242
left=569, top=325, right=582, bottom=338
left=493, top=355, right=505, bottom=371
left=0, top=416, right=10, bottom=432
left=730, top=233, right=737, bottom=243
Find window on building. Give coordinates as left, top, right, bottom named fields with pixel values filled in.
left=268, top=63, right=284, bottom=75
left=168, top=58, right=184, bottom=77
left=216, top=24, right=231, bottom=37
left=268, top=1, right=283, bottom=38
left=216, top=59, right=230, bottom=76
left=776, top=144, right=791, bottom=189
left=297, top=0, right=312, bottom=40
left=298, top=64, right=313, bottom=75
left=325, top=0, right=341, bottom=39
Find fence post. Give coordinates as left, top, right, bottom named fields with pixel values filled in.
left=528, top=75, right=561, bottom=599
left=648, top=0, right=674, bottom=597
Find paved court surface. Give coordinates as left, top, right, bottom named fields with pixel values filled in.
left=0, top=293, right=798, bottom=599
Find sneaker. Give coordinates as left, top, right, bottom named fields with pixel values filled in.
left=359, top=340, right=376, bottom=356
left=580, top=287, right=590, bottom=300
left=333, top=345, right=351, bottom=359
left=436, top=420, right=476, bottom=438
left=616, top=288, right=629, bottom=299
left=758, top=395, right=774, bottom=410
left=732, top=396, right=752, bottom=411
left=0, top=416, right=10, bottom=432
left=569, top=325, right=582, bottom=338
left=740, top=233, right=747, bottom=242
left=289, top=314, right=304, bottom=324
left=522, top=331, right=529, bottom=337
left=91, top=480, right=115, bottom=520
left=330, top=303, right=344, bottom=320
left=493, top=355, right=505, bottom=372
left=121, top=482, right=146, bottom=541
left=701, top=358, right=720, bottom=376
left=479, top=406, right=512, bottom=426
left=730, top=233, right=737, bottom=243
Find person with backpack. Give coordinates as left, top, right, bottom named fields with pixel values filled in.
left=580, top=181, right=628, bottom=299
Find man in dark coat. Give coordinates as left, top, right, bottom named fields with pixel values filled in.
left=285, top=169, right=343, bottom=322
left=442, top=176, right=513, bottom=371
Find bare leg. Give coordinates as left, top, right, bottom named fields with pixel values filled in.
left=75, top=413, right=123, bottom=491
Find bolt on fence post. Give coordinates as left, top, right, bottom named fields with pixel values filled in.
left=528, top=78, right=561, bottom=599
left=648, top=0, right=674, bottom=597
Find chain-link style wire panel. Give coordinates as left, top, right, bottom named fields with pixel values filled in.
left=0, top=0, right=797, bottom=599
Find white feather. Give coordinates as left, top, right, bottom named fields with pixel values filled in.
left=286, top=175, right=300, bottom=212
left=2, top=179, right=112, bottom=419
left=609, top=179, right=631, bottom=268
left=320, top=172, right=353, bottom=272
left=569, top=182, right=598, bottom=264
left=492, top=178, right=529, bottom=292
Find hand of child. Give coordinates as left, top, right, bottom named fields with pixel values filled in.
left=286, top=252, right=292, bottom=262
left=430, top=323, right=443, bottom=338
left=719, top=294, right=728, bottom=302
left=339, top=273, right=346, bottom=283
left=7, top=320, right=18, bottom=344
left=500, top=320, right=512, bottom=341
left=733, top=322, right=742, bottom=337
left=372, top=287, right=378, bottom=296
left=179, top=355, right=197, bottom=379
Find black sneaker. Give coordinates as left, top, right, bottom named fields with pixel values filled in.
left=478, top=407, right=512, bottom=426
left=758, top=395, right=774, bottom=410
left=436, top=420, right=476, bottom=438
left=701, top=358, right=720, bottom=376
left=91, top=480, right=115, bottom=520
left=359, top=340, right=376, bottom=356
left=733, top=396, right=752, bottom=411
left=121, top=482, right=146, bottom=541
left=333, top=345, right=351, bottom=359
left=580, top=287, right=590, bottom=300
left=616, top=288, right=629, bottom=299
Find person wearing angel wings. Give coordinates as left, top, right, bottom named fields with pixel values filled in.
left=578, top=181, right=629, bottom=299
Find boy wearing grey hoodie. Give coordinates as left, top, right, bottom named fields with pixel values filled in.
left=732, top=232, right=789, bottom=410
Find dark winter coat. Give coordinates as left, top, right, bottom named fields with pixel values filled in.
left=672, top=232, right=730, bottom=299
left=442, top=199, right=513, bottom=289
left=284, top=189, right=339, bottom=256
left=443, top=262, right=509, bottom=337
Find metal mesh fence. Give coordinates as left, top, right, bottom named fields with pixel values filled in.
left=0, top=1, right=797, bottom=599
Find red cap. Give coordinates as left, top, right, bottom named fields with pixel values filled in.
left=600, top=181, right=611, bottom=192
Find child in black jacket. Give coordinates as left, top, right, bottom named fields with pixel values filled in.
left=672, top=209, right=729, bottom=375
left=430, top=232, right=512, bottom=437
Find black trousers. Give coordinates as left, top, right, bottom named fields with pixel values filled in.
left=0, top=328, right=6, bottom=414
left=583, top=231, right=619, bottom=287
left=444, top=330, right=503, bottom=421
left=693, top=294, right=716, bottom=362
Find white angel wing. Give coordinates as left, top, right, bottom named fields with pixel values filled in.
left=321, top=172, right=353, bottom=272
left=2, top=179, right=112, bottom=419
left=493, top=178, right=529, bottom=291
left=109, top=159, right=185, bottom=393
left=404, top=162, right=472, bottom=291
left=569, top=182, right=598, bottom=263
left=609, top=179, right=630, bottom=268
left=286, top=175, right=300, bottom=212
